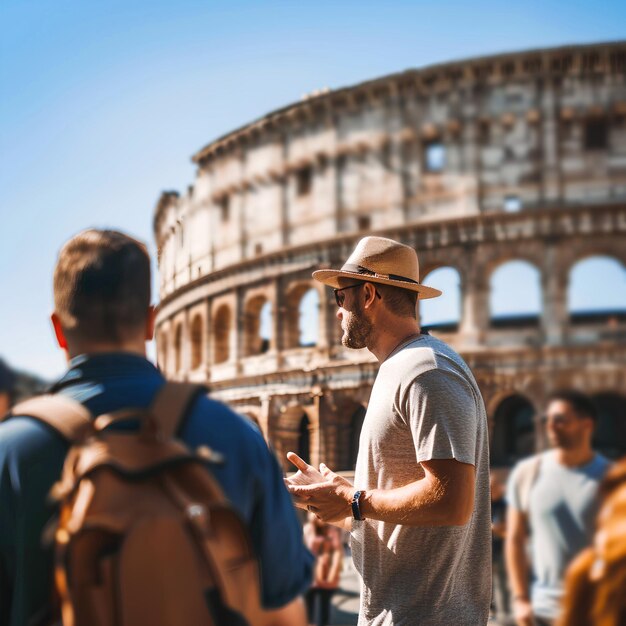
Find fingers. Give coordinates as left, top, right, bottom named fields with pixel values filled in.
left=287, top=483, right=319, bottom=497
left=286, top=451, right=311, bottom=471
left=319, top=463, right=331, bottom=477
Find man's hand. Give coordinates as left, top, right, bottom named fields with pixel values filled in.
left=284, top=452, right=353, bottom=523
left=512, top=597, right=534, bottom=626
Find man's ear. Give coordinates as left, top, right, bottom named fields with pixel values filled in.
left=145, top=306, right=156, bottom=341
left=50, top=313, right=68, bottom=350
left=362, top=282, right=379, bottom=310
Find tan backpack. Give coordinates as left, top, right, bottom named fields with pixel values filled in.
left=7, top=382, right=263, bottom=626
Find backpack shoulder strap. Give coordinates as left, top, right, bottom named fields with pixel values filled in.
left=150, top=382, right=207, bottom=440
left=5, top=394, right=93, bottom=443
left=517, top=453, right=543, bottom=516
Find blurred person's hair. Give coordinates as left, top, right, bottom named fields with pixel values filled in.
left=548, top=390, right=598, bottom=422
left=558, top=458, right=626, bottom=626
left=54, top=229, right=151, bottom=343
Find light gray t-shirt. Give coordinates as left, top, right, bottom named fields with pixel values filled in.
left=507, top=450, right=610, bottom=619
left=351, top=334, right=491, bottom=626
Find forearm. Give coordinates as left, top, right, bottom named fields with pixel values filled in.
left=505, top=534, right=530, bottom=599
left=360, top=475, right=471, bottom=526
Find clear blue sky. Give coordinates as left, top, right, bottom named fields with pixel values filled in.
left=1, top=0, right=625, bottom=380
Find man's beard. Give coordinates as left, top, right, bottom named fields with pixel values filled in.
left=341, top=302, right=373, bottom=349
left=548, top=430, right=583, bottom=450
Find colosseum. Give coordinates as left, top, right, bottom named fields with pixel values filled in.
left=153, top=41, right=626, bottom=474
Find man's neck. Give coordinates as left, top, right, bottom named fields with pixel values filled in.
left=368, top=318, right=422, bottom=362
left=65, top=341, right=147, bottom=362
left=555, top=446, right=595, bottom=468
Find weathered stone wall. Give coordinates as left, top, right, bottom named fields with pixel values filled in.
left=154, top=42, right=626, bottom=470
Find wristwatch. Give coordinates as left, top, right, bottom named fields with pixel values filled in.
left=351, top=490, right=365, bottom=521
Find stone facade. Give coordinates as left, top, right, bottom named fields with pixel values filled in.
left=154, top=42, right=626, bottom=472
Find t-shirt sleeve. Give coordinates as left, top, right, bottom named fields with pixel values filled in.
left=505, top=464, right=522, bottom=511
left=249, top=444, right=313, bottom=609
left=401, top=368, right=478, bottom=465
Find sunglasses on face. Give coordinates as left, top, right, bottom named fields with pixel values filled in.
left=542, top=414, right=579, bottom=427
left=333, top=283, right=382, bottom=307
left=333, top=283, right=363, bottom=307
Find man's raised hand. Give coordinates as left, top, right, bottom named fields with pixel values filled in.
left=285, top=452, right=325, bottom=486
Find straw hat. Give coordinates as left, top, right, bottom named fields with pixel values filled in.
left=312, top=236, right=441, bottom=299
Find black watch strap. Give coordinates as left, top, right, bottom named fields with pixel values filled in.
left=351, top=490, right=365, bottom=521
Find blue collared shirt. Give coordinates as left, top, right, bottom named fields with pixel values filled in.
left=0, top=352, right=312, bottom=626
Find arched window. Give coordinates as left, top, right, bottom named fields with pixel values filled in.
left=420, top=267, right=461, bottom=331
left=260, top=301, right=272, bottom=353
left=297, top=414, right=311, bottom=464
left=174, top=324, right=183, bottom=373
left=244, top=296, right=272, bottom=356
left=299, top=289, right=319, bottom=347
left=592, top=393, right=626, bottom=460
left=213, top=305, right=231, bottom=365
left=568, top=256, right=626, bottom=325
left=490, top=260, right=541, bottom=327
left=190, top=315, right=203, bottom=369
left=285, top=285, right=320, bottom=348
left=491, top=395, right=536, bottom=466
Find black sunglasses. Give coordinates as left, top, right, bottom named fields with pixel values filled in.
left=333, top=283, right=381, bottom=307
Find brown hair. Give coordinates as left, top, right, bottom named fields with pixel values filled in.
left=53, top=229, right=151, bottom=342
left=377, top=284, right=418, bottom=319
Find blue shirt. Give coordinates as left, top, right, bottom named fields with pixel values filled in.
left=0, top=352, right=312, bottom=626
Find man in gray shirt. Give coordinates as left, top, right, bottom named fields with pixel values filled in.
left=506, top=391, right=610, bottom=626
left=286, top=236, right=491, bottom=626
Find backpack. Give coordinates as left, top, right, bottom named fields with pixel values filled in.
left=6, top=382, right=263, bottom=626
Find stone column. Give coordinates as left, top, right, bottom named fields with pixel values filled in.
left=540, top=79, right=562, bottom=203
left=323, top=290, right=341, bottom=349
left=272, top=277, right=285, bottom=355
left=459, top=260, right=489, bottom=347
left=204, top=297, right=212, bottom=381
left=181, top=308, right=190, bottom=382
left=541, top=248, right=568, bottom=345
left=258, top=394, right=273, bottom=441
left=235, top=287, right=245, bottom=370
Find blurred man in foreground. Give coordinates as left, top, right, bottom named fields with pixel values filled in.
left=0, top=228, right=311, bottom=626
left=506, top=391, right=610, bottom=626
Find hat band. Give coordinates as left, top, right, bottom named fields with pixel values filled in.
left=341, top=263, right=420, bottom=285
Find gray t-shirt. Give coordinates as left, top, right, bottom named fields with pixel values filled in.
left=351, top=334, right=491, bottom=626
left=507, top=450, right=610, bottom=619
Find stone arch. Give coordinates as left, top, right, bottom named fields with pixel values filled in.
left=297, top=413, right=311, bottom=464
left=567, top=255, right=626, bottom=324
left=591, top=392, right=626, bottom=460
left=190, top=314, right=203, bottom=369
left=174, top=323, right=183, bottom=373
left=285, top=282, right=322, bottom=348
left=420, top=266, right=462, bottom=331
left=213, top=305, right=232, bottom=364
left=489, top=259, right=542, bottom=328
left=243, top=295, right=272, bottom=356
left=561, top=242, right=626, bottom=278
left=274, top=403, right=318, bottom=469
left=491, top=394, right=536, bottom=467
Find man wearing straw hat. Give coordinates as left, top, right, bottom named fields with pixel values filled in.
left=286, top=236, right=491, bottom=626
